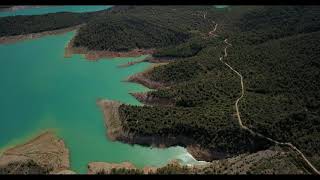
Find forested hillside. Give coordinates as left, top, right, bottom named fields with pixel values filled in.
left=227, top=31, right=320, bottom=169
left=116, top=6, right=320, bottom=171
left=72, top=6, right=222, bottom=51
left=232, top=6, right=320, bottom=45
left=0, top=9, right=109, bottom=37
left=72, top=15, right=190, bottom=51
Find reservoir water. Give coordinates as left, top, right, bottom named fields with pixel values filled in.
left=0, top=31, right=201, bottom=173
left=0, top=5, right=207, bottom=173
left=0, top=6, right=111, bottom=17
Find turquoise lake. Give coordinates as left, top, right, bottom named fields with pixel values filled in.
left=0, top=6, right=111, bottom=17
left=214, top=5, right=229, bottom=9
left=0, top=31, right=203, bottom=173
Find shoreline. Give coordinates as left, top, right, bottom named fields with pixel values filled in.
left=0, top=25, right=83, bottom=44
left=117, top=56, right=174, bottom=68
left=0, top=25, right=157, bottom=61
left=87, top=160, right=205, bottom=174
left=117, top=56, right=151, bottom=68
left=125, top=63, right=168, bottom=89
left=0, top=128, right=60, bottom=157
left=64, top=34, right=157, bottom=61
left=0, top=21, right=221, bottom=172
left=0, top=130, right=72, bottom=174
left=130, top=92, right=175, bottom=106
left=97, top=99, right=226, bottom=162
left=87, top=146, right=308, bottom=174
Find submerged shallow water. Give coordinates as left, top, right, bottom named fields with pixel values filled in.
left=0, top=31, right=204, bottom=173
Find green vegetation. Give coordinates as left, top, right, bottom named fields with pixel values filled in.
left=234, top=6, right=320, bottom=45
left=114, top=6, right=320, bottom=171
left=0, top=160, right=50, bottom=174
left=120, top=103, right=271, bottom=156
left=72, top=15, right=190, bottom=51
left=110, top=168, right=143, bottom=174
left=0, top=12, right=89, bottom=36
left=97, top=168, right=143, bottom=175
left=72, top=6, right=220, bottom=51
left=229, top=31, right=320, bottom=170
left=0, top=9, right=110, bottom=37
left=152, top=37, right=208, bottom=58
left=155, top=163, right=191, bottom=174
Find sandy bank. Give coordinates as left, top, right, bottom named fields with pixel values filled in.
left=0, top=25, right=83, bottom=44
left=97, top=99, right=124, bottom=141
left=0, top=131, right=71, bottom=174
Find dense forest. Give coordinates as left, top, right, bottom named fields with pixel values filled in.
left=112, top=6, right=320, bottom=170
left=72, top=15, right=190, bottom=51
left=72, top=6, right=218, bottom=51
left=0, top=9, right=110, bottom=37
left=233, top=6, right=320, bottom=45
left=227, top=31, right=320, bottom=169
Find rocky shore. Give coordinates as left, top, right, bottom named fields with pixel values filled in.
left=117, top=56, right=173, bottom=68
left=130, top=92, right=175, bottom=106
left=125, top=63, right=167, bottom=89
left=0, top=126, right=306, bottom=174
left=87, top=147, right=308, bottom=174
left=88, top=162, right=158, bottom=174
left=0, top=131, right=74, bottom=174
left=97, top=99, right=225, bottom=162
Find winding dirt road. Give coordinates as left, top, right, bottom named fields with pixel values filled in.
left=220, top=38, right=320, bottom=175
left=201, top=13, right=319, bottom=174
